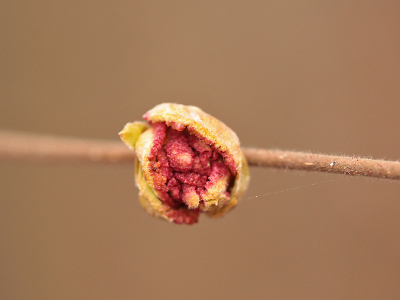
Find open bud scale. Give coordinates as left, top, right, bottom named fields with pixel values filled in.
left=119, top=103, right=249, bottom=224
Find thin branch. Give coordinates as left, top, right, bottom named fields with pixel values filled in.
left=0, top=130, right=134, bottom=164
left=242, top=148, right=400, bottom=180
left=1, top=130, right=399, bottom=180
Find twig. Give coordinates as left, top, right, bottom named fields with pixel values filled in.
left=0, top=130, right=133, bottom=164
left=1, top=130, right=399, bottom=180
left=242, top=148, right=400, bottom=180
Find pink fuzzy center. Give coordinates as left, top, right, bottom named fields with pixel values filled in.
left=147, top=123, right=234, bottom=224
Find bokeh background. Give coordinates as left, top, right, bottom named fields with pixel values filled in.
left=1, top=1, right=400, bottom=299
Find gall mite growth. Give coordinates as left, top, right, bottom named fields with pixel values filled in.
left=119, top=103, right=249, bottom=224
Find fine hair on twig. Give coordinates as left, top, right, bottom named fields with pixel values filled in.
left=0, top=130, right=399, bottom=181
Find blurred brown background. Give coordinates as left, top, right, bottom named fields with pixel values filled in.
left=1, top=1, right=400, bottom=299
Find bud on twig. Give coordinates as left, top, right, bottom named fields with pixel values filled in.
left=119, top=103, right=250, bottom=224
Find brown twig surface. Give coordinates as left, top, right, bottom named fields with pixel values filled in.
left=1, top=130, right=399, bottom=180
left=242, top=148, right=400, bottom=180
left=0, top=130, right=134, bottom=164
